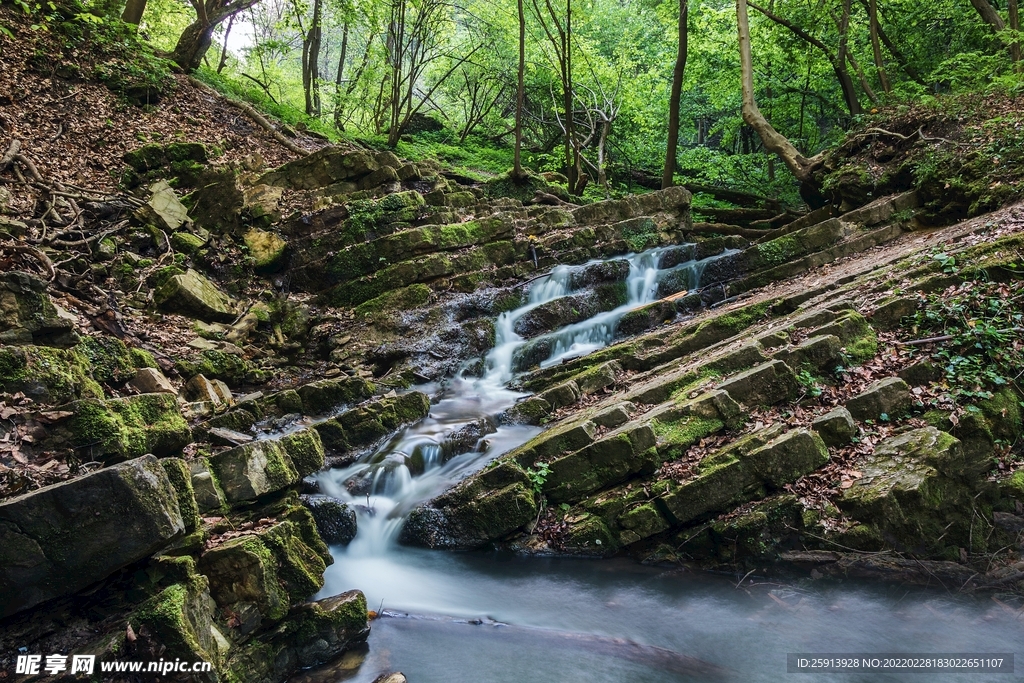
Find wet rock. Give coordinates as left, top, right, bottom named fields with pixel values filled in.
left=301, top=494, right=357, bottom=545
left=297, top=377, right=375, bottom=415
left=373, top=675, right=408, bottom=683
left=0, top=271, right=79, bottom=347
left=811, top=407, right=858, bottom=447
left=201, top=533, right=291, bottom=623
left=846, top=377, right=912, bottom=421
left=154, top=268, right=239, bottom=322
left=130, top=366, right=176, bottom=394
left=208, top=428, right=325, bottom=503
left=229, top=590, right=368, bottom=681
left=0, top=455, right=185, bottom=618
left=439, top=418, right=497, bottom=461
left=315, top=392, right=430, bottom=458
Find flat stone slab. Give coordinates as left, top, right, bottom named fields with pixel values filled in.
left=0, top=455, right=185, bottom=618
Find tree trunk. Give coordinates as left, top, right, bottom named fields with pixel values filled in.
left=304, top=0, right=323, bottom=116
left=867, top=0, right=890, bottom=93
left=334, top=23, right=349, bottom=130
left=1010, top=0, right=1021, bottom=67
left=171, top=20, right=217, bottom=72
left=856, top=0, right=925, bottom=85
left=216, top=13, right=234, bottom=73
left=513, top=0, right=525, bottom=178
left=736, top=0, right=818, bottom=183
left=564, top=0, right=577, bottom=194
left=970, top=0, right=1005, bottom=31
left=833, top=0, right=863, bottom=114
left=662, top=0, right=688, bottom=189
left=121, top=0, right=147, bottom=25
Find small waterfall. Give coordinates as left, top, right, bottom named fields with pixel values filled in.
left=317, top=245, right=725, bottom=560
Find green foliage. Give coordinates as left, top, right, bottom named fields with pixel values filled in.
left=525, top=462, right=551, bottom=498
left=910, top=273, right=1024, bottom=405
left=795, top=369, right=824, bottom=398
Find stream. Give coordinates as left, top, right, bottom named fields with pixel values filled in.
left=311, top=247, right=1023, bottom=682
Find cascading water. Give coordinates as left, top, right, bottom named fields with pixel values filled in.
left=311, top=245, right=1024, bottom=682
left=317, top=245, right=712, bottom=555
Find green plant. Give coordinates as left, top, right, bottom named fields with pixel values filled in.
left=909, top=273, right=1023, bottom=405
left=795, top=369, right=824, bottom=398
left=525, top=462, right=551, bottom=498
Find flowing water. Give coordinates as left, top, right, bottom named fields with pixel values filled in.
left=311, top=246, right=1023, bottom=682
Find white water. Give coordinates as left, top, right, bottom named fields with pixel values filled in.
left=316, top=246, right=705, bottom=553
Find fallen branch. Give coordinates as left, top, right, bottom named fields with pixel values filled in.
left=897, top=327, right=1024, bottom=346
left=0, top=242, right=56, bottom=280
left=0, top=139, right=21, bottom=171
left=187, top=77, right=310, bottom=157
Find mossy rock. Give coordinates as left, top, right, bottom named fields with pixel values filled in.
left=0, top=344, right=103, bottom=403
left=175, top=349, right=255, bottom=385
left=64, top=393, right=191, bottom=462
left=79, top=335, right=136, bottom=385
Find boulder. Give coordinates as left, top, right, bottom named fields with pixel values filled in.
left=300, top=494, right=357, bottom=545
left=812, top=407, right=857, bottom=446
left=154, top=269, right=239, bottom=322
left=185, top=374, right=231, bottom=406
left=131, top=366, right=176, bottom=394
left=0, top=271, right=79, bottom=347
left=207, top=429, right=325, bottom=503
left=0, top=344, right=102, bottom=403
left=189, top=458, right=227, bottom=512
left=209, top=427, right=255, bottom=446
left=741, top=428, right=829, bottom=488
left=0, top=455, right=185, bottom=618
left=135, top=181, right=190, bottom=232
left=60, top=393, right=191, bottom=461
left=244, top=228, right=288, bottom=272
left=297, top=377, right=375, bottom=415
left=838, top=428, right=977, bottom=553
left=846, top=377, right=912, bottom=421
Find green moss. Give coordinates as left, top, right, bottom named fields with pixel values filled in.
left=354, top=283, right=432, bottom=319
left=652, top=416, right=725, bottom=458
left=129, top=347, right=158, bottom=369
left=756, top=235, right=802, bottom=268
left=0, top=345, right=104, bottom=404
left=281, top=429, right=325, bottom=477
left=68, top=393, right=190, bottom=460
left=175, top=349, right=251, bottom=384
left=80, top=335, right=136, bottom=385
left=147, top=265, right=185, bottom=290
left=260, top=520, right=328, bottom=602
left=845, top=334, right=878, bottom=364
left=171, top=232, right=207, bottom=253
left=160, top=458, right=201, bottom=533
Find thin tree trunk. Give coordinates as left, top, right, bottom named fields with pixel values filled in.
left=121, top=0, right=147, bottom=25
left=867, top=0, right=890, bottom=93
left=565, top=0, right=577, bottom=193
left=217, top=13, right=234, bottom=73
left=334, top=23, right=349, bottom=129
left=748, top=1, right=861, bottom=115
left=846, top=49, right=879, bottom=103
left=1010, top=0, right=1021, bottom=68
left=513, top=0, right=525, bottom=178
left=970, top=0, right=1005, bottom=31
left=833, top=0, right=864, bottom=115
left=856, top=0, right=925, bottom=85
left=662, top=0, right=688, bottom=189
left=736, top=0, right=818, bottom=183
